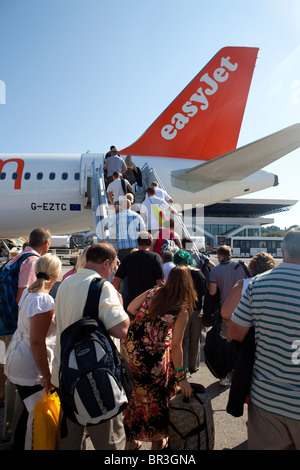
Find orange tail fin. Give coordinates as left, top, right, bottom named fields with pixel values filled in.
left=120, top=46, right=259, bottom=161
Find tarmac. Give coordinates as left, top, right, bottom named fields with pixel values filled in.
left=2, top=254, right=279, bottom=451
left=0, top=339, right=248, bottom=451
left=129, top=340, right=248, bottom=451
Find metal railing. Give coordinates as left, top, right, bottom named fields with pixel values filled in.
left=140, top=163, right=202, bottom=259
left=91, top=160, right=113, bottom=244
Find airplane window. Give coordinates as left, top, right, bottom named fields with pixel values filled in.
left=12, top=172, right=18, bottom=180
left=24, top=172, right=31, bottom=180
left=62, top=172, right=68, bottom=180
left=37, top=172, right=43, bottom=180
left=74, top=172, right=80, bottom=180
left=0, top=172, right=6, bottom=180
left=49, top=172, right=56, bottom=180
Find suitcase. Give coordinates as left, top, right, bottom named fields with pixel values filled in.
left=168, top=383, right=214, bottom=450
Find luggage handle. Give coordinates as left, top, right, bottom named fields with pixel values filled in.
left=181, top=382, right=206, bottom=403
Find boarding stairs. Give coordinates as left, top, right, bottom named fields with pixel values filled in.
left=80, top=153, right=114, bottom=245
left=89, top=160, right=114, bottom=244
left=86, top=156, right=201, bottom=259
left=138, top=163, right=202, bottom=258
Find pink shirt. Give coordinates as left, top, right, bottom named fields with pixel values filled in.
left=7, top=246, right=40, bottom=288
left=62, top=268, right=76, bottom=281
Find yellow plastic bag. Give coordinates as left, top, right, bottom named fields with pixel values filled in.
left=33, top=390, right=60, bottom=450
left=151, top=203, right=167, bottom=227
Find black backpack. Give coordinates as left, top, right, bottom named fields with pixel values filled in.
left=202, top=291, right=220, bottom=327
left=120, top=178, right=135, bottom=200
left=132, top=167, right=143, bottom=187
left=0, top=252, right=38, bottom=335
left=57, top=277, right=133, bottom=434
left=235, top=260, right=251, bottom=277
left=198, top=256, right=211, bottom=284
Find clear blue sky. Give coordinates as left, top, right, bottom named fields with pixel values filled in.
left=0, top=0, right=299, bottom=229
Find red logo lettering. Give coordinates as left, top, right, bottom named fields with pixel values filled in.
left=0, top=158, right=24, bottom=189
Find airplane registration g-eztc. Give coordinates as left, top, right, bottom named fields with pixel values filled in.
left=0, top=46, right=300, bottom=238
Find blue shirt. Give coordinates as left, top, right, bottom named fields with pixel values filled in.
left=105, top=209, right=146, bottom=250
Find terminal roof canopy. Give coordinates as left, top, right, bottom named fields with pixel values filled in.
left=203, top=198, right=298, bottom=218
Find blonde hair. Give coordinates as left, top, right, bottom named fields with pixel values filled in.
left=126, top=193, right=134, bottom=204
left=28, top=253, right=61, bottom=293
left=125, top=155, right=133, bottom=166
left=76, top=246, right=90, bottom=269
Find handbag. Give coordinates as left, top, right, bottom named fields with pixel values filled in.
left=202, top=291, right=220, bottom=327
left=203, top=313, right=239, bottom=379
left=33, top=390, right=61, bottom=450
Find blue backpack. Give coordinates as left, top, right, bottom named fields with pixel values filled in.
left=0, top=253, right=38, bottom=335
left=57, top=277, right=133, bottom=435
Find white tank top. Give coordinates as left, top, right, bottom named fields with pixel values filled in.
left=241, top=277, right=252, bottom=295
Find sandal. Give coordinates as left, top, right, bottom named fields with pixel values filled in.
left=134, top=440, right=142, bottom=450
left=151, top=437, right=168, bottom=450
left=126, top=440, right=142, bottom=450
left=162, top=437, right=169, bottom=449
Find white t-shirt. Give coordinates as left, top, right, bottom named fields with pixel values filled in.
left=140, top=196, right=170, bottom=231
left=145, top=187, right=172, bottom=201
left=51, top=268, right=129, bottom=387
left=163, top=262, right=175, bottom=281
left=107, top=178, right=130, bottom=202
left=4, top=289, right=56, bottom=386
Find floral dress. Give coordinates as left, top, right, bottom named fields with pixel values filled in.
left=122, top=287, right=179, bottom=442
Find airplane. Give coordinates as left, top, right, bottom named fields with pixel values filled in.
left=0, top=46, right=299, bottom=238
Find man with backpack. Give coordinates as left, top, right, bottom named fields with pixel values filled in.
left=107, top=171, right=133, bottom=205
left=209, top=245, right=249, bottom=307
left=3, top=227, right=51, bottom=307
left=52, top=242, right=130, bottom=450
left=152, top=218, right=182, bottom=257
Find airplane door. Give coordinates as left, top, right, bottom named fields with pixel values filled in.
left=79, top=152, right=104, bottom=197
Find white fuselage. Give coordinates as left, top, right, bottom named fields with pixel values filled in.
left=0, top=153, right=276, bottom=238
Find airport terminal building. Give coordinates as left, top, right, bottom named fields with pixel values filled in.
left=185, top=198, right=297, bottom=256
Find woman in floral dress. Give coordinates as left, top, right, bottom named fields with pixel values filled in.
left=122, top=265, right=197, bottom=450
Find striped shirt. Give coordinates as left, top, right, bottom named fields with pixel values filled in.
left=105, top=209, right=146, bottom=250
left=232, top=262, right=300, bottom=421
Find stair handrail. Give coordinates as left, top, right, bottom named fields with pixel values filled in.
left=91, top=160, right=113, bottom=244
left=139, top=163, right=203, bottom=260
